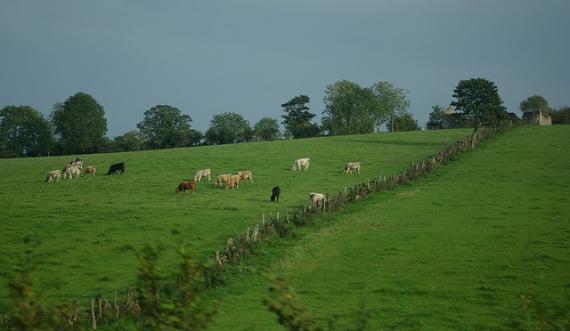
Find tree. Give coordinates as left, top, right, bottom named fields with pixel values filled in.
left=322, top=80, right=383, bottom=135
left=137, top=105, right=196, bottom=149
left=0, top=105, right=54, bottom=157
left=281, top=95, right=320, bottom=139
left=114, top=130, right=144, bottom=152
left=205, top=112, right=252, bottom=145
left=254, top=117, right=280, bottom=141
left=51, top=92, right=108, bottom=154
left=426, top=105, right=445, bottom=129
left=520, top=95, right=550, bottom=114
left=451, top=78, right=507, bottom=132
left=371, top=81, right=410, bottom=132
left=388, top=112, right=420, bottom=132
left=550, top=106, right=570, bottom=124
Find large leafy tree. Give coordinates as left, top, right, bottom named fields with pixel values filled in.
left=281, top=95, right=320, bottom=139
left=322, top=80, right=383, bottom=135
left=51, top=92, right=108, bottom=154
left=205, top=112, right=252, bottom=145
left=137, top=105, right=198, bottom=149
left=371, top=81, right=409, bottom=132
left=114, top=130, right=145, bottom=152
left=0, top=105, right=54, bottom=157
left=451, top=78, right=507, bottom=132
left=254, top=117, right=280, bottom=141
left=426, top=105, right=445, bottom=129
left=387, top=112, right=420, bottom=132
left=520, top=95, right=550, bottom=114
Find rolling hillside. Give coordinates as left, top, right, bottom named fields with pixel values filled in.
left=208, top=126, right=570, bottom=330
left=0, top=129, right=470, bottom=306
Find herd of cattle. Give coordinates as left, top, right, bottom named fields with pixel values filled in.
left=45, top=159, right=125, bottom=183
left=45, top=157, right=362, bottom=207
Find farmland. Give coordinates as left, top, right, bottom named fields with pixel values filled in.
left=0, top=129, right=470, bottom=307
left=209, top=125, right=570, bottom=330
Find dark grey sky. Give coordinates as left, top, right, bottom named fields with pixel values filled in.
left=1, top=1, right=569, bottom=136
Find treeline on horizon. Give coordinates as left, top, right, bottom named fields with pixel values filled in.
left=1, top=78, right=568, bottom=158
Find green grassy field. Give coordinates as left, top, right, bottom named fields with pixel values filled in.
left=0, top=129, right=470, bottom=307
left=208, top=126, right=570, bottom=330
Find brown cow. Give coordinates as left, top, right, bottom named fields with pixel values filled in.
left=215, top=174, right=231, bottom=188
left=84, top=166, right=96, bottom=176
left=237, top=170, right=254, bottom=183
left=175, top=180, right=197, bottom=193
left=226, top=174, right=241, bottom=190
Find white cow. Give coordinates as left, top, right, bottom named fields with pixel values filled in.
left=194, top=169, right=212, bottom=182
left=63, top=165, right=81, bottom=179
left=309, top=192, right=326, bottom=211
left=291, top=158, right=310, bottom=171
left=344, top=162, right=362, bottom=174
left=46, top=170, right=62, bottom=183
left=237, top=170, right=254, bottom=183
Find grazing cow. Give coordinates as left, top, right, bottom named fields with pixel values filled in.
left=69, top=158, right=83, bottom=168
left=84, top=166, right=96, bottom=176
left=344, top=162, right=362, bottom=174
left=226, top=174, right=241, bottom=190
left=237, top=170, right=254, bottom=183
left=194, top=169, right=212, bottom=182
left=107, top=162, right=125, bottom=175
left=63, top=165, right=81, bottom=179
left=46, top=170, right=62, bottom=183
left=271, top=186, right=281, bottom=202
left=309, top=192, right=326, bottom=211
left=215, top=174, right=231, bottom=188
left=175, top=180, right=197, bottom=193
left=291, top=158, right=310, bottom=171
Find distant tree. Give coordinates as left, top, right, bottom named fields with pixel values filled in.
left=281, top=95, right=320, bottom=139
left=114, top=130, right=145, bottom=152
left=371, top=81, right=410, bottom=132
left=51, top=92, right=108, bottom=154
left=137, top=105, right=195, bottom=149
left=254, top=117, right=280, bottom=141
left=550, top=106, right=570, bottom=124
left=426, top=105, right=445, bottom=129
left=520, top=95, right=550, bottom=114
left=205, top=112, right=252, bottom=145
left=451, top=78, right=507, bottom=133
left=0, top=105, right=54, bottom=157
left=388, top=112, right=420, bottom=132
left=322, top=80, right=383, bottom=135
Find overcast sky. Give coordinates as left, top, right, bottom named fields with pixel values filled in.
left=1, top=0, right=569, bottom=136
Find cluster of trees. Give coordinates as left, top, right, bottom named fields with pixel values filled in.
left=0, top=79, right=422, bottom=158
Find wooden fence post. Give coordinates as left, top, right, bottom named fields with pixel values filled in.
left=91, top=299, right=97, bottom=330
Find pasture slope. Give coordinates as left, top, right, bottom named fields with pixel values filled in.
left=0, top=129, right=470, bottom=307
left=208, top=126, right=570, bottom=331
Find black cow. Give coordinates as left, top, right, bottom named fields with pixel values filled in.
left=107, top=162, right=125, bottom=175
left=270, top=186, right=281, bottom=202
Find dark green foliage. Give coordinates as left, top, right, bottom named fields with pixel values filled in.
left=136, top=105, right=198, bottom=149
left=0, top=106, right=54, bottom=157
left=520, top=95, right=551, bottom=114
left=322, top=81, right=382, bottom=135
left=254, top=117, right=280, bottom=141
left=550, top=106, right=570, bottom=124
left=205, top=112, right=252, bottom=145
left=264, top=276, right=322, bottom=331
left=451, top=78, right=507, bottom=131
left=134, top=245, right=216, bottom=331
left=426, top=105, right=445, bottom=129
left=114, top=130, right=145, bottom=152
left=51, top=92, right=108, bottom=154
left=281, top=95, right=320, bottom=139
left=387, top=112, right=420, bottom=132
left=371, top=81, right=409, bottom=132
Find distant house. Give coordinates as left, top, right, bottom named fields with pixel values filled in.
left=441, top=106, right=470, bottom=129
left=522, top=110, right=551, bottom=125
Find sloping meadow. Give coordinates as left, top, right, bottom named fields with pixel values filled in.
left=0, top=129, right=470, bottom=306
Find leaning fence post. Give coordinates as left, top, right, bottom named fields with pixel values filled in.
left=91, top=299, right=97, bottom=330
